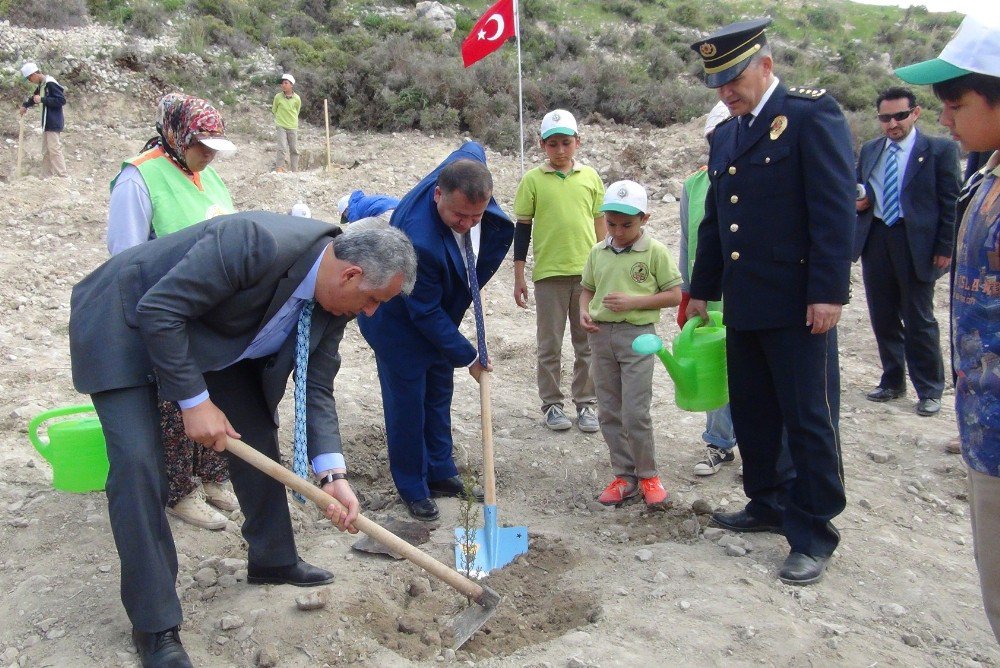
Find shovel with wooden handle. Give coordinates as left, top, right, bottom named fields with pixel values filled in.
left=16, top=116, right=25, bottom=179
left=225, top=436, right=500, bottom=649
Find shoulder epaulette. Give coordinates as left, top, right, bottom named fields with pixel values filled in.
left=787, top=87, right=827, bottom=100
left=716, top=115, right=738, bottom=126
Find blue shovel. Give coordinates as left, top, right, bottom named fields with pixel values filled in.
left=455, top=371, right=529, bottom=578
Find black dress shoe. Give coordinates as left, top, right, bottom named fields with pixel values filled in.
left=132, top=627, right=193, bottom=668
left=866, top=386, right=905, bottom=402
left=778, top=551, right=830, bottom=585
left=247, top=557, right=335, bottom=586
left=916, top=398, right=941, bottom=416
left=405, top=497, right=440, bottom=522
left=710, top=509, right=783, bottom=534
left=428, top=476, right=485, bottom=502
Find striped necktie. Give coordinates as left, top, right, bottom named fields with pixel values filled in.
left=882, top=143, right=901, bottom=227
left=291, top=299, right=314, bottom=502
left=462, top=232, right=488, bottom=366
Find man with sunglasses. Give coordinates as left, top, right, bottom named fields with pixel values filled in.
left=854, top=87, right=961, bottom=417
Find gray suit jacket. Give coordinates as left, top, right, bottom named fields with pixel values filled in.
left=853, top=129, right=961, bottom=282
left=69, top=211, right=350, bottom=459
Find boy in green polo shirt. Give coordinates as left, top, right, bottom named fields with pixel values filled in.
left=581, top=180, right=682, bottom=507
left=513, top=109, right=606, bottom=433
left=272, top=72, right=301, bottom=172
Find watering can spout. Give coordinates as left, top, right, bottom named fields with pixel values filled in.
left=631, top=333, right=691, bottom=389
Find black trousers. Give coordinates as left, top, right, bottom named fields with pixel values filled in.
left=92, top=359, right=297, bottom=633
left=727, top=325, right=846, bottom=558
left=862, top=220, right=945, bottom=400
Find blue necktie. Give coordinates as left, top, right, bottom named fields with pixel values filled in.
left=292, top=298, right=314, bottom=503
left=462, top=232, right=488, bottom=366
left=883, top=143, right=901, bottom=227
left=736, top=113, right=753, bottom=144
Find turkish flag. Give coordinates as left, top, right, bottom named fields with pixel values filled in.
left=461, top=0, right=516, bottom=67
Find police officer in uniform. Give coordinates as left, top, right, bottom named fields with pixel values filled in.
left=686, top=18, right=854, bottom=585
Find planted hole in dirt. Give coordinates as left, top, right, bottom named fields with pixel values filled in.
left=346, top=534, right=600, bottom=661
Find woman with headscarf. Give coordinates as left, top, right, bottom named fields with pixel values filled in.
left=106, top=93, right=240, bottom=530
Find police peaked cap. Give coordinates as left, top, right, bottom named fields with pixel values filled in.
left=691, top=18, right=773, bottom=88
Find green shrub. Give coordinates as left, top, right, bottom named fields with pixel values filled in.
left=7, top=0, right=87, bottom=27
left=129, top=0, right=167, bottom=38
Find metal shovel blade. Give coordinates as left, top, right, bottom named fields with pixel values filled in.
left=455, top=505, right=529, bottom=579
left=446, top=584, right=501, bottom=649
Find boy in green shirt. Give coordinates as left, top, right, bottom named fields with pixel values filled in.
left=513, top=109, right=606, bottom=433
left=272, top=73, right=301, bottom=172
left=581, top=181, right=682, bottom=507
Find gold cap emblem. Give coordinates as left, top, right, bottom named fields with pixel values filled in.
left=700, top=42, right=717, bottom=58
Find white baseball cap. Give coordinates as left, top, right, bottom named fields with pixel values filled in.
left=290, top=202, right=311, bottom=218
left=337, top=194, right=351, bottom=216
left=20, top=62, right=38, bottom=79
left=601, top=180, right=648, bottom=216
left=195, top=135, right=237, bottom=154
left=281, top=73, right=296, bottom=85
left=704, top=101, right=732, bottom=138
left=896, top=14, right=1000, bottom=84
left=540, top=109, right=578, bottom=139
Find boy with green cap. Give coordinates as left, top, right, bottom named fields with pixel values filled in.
left=580, top=180, right=682, bottom=507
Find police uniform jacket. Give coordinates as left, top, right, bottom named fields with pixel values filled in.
left=690, top=84, right=856, bottom=330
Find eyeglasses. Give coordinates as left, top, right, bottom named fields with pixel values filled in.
left=877, top=110, right=914, bottom=123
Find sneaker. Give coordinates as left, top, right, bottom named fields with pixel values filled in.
left=544, top=405, right=572, bottom=431
left=693, top=446, right=736, bottom=476
left=167, top=490, right=228, bottom=530
left=203, top=481, right=240, bottom=512
left=639, top=476, right=669, bottom=506
left=597, top=477, right=639, bottom=506
left=576, top=405, right=599, bottom=433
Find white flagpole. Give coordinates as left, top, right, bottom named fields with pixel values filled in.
left=514, top=0, right=525, bottom=177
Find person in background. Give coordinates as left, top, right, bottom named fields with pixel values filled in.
left=107, top=93, right=239, bottom=531
left=19, top=61, right=67, bottom=178
left=896, top=12, right=1000, bottom=642
left=337, top=189, right=400, bottom=225
left=678, top=101, right=739, bottom=476
left=272, top=73, right=301, bottom=173
left=513, top=109, right=605, bottom=433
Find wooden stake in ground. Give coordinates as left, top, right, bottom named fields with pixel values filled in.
left=324, top=98, right=332, bottom=173
left=16, top=117, right=25, bottom=179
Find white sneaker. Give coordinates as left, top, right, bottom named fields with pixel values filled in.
left=693, top=446, right=736, bottom=476
left=544, top=405, right=572, bottom=431
left=203, top=481, right=240, bottom=512
left=167, top=490, right=228, bottom=530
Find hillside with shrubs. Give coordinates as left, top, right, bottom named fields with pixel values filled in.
left=1, top=0, right=966, bottom=151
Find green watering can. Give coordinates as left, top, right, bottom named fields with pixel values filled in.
left=632, top=311, right=729, bottom=412
left=28, top=405, right=109, bottom=493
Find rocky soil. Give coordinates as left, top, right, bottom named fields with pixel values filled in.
left=0, top=18, right=998, bottom=668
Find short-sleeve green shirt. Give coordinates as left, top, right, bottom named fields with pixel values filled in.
left=581, top=230, right=682, bottom=325
left=513, top=163, right=605, bottom=281
left=272, top=92, right=301, bottom=130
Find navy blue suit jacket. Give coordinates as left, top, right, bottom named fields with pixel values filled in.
left=853, top=129, right=960, bottom=282
left=359, top=142, right=514, bottom=372
left=690, top=84, right=856, bottom=330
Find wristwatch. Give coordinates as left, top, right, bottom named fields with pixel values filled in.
left=318, top=472, right=347, bottom=486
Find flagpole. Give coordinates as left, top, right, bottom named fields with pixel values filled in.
left=514, top=0, right=525, bottom=177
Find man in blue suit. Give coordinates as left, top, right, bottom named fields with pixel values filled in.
left=854, top=86, right=960, bottom=417
left=359, top=142, right=514, bottom=521
left=687, top=18, right=854, bottom=585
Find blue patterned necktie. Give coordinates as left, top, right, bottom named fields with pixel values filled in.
left=292, top=298, right=314, bottom=503
left=882, top=142, right=901, bottom=227
left=462, top=232, right=488, bottom=366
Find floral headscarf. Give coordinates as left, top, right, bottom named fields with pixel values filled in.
left=142, top=93, right=226, bottom=174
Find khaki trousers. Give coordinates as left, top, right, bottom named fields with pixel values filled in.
left=41, top=130, right=67, bottom=177
left=534, top=275, right=595, bottom=411
left=968, top=467, right=1000, bottom=642
left=589, top=322, right=656, bottom=480
left=274, top=127, right=299, bottom=171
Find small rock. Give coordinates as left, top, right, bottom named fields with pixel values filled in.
left=651, top=571, right=668, bottom=583
left=219, top=615, right=245, bottom=631
left=398, top=614, right=421, bottom=634
left=679, top=600, right=691, bottom=611
left=881, top=603, right=907, bottom=618
left=295, top=589, right=328, bottom=611
left=858, top=498, right=873, bottom=510
left=702, top=527, right=724, bottom=541
left=441, top=648, right=456, bottom=661
left=218, top=558, right=247, bottom=575
left=256, top=644, right=279, bottom=667
left=193, top=567, right=218, bottom=588
left=408, top=577, right=432, bottom=598
left=634, top=549, right=653, bottom=562
left=421, top=628, right=442, bottom=646
left=725, top=544, right=747, bottom=557
left=691, top=498, right=713, bottom=515
left=868, top=451, right=891, bottom=464
left=567, top=658, right=587, bottom=668
left=680, top=519, right=701, bottom=537
left=902, top=633, right=922, bottom=647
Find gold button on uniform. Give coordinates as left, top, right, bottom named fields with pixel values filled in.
left=730, top=195, right=739, bottom=204
left=765, top=157, right=771, bottom=164
left=728, top=166, right=736, bottom=175
left=731, top=251, right=740, bottom=260
left=730, top=224, right=739, bottom=232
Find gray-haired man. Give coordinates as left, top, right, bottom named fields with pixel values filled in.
left=69, top=212, right=416, bottom=667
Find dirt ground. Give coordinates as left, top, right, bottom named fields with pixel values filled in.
left=0, top=92, right=998, bottom=668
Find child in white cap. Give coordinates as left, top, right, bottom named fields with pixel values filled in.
left=580, top=180, right=682, bottom=508
left=19, top=61, right=67, bottom=178
left=272, top=73, right=300, bottom=172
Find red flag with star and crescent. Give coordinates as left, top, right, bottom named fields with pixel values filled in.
left=461, top=0, right=516, bottom=67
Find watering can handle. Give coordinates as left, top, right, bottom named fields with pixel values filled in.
left=28, top=405, right=99, bottom=453
left=678, top=310, right=723, bottom=346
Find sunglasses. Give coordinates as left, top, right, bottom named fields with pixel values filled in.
left=877, top=109, right=914, bottom=123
